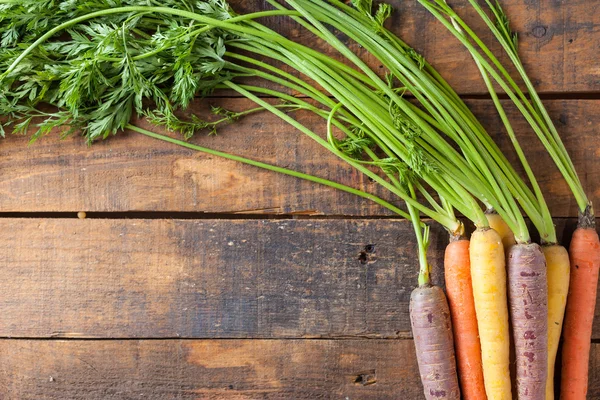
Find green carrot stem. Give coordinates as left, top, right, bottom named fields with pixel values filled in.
left=297, top=0, right=536, bottom=240
left=420, top=0, right=588, bottom=213
left=224, top=80, right=462, bottom=232
left=127, top=124, right=413, bottom=219
left=406, top=182, right=431, bottom=286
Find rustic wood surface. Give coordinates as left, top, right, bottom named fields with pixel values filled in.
left=2, top=0, right=599, bottom=399
left=0, top=218, right=595, bottom=341
left=227, top=0, right=600, bottom=95
left=1, top=340, right=600, bottom=400
left=0, top=218, right=441, bottom=339
left=1, top=99, right=597, bottom=217
left=1, top=339, right=419, bottom=399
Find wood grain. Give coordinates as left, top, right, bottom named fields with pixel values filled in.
left=0, top=99, right=597, bottom=216
left=0, top=217, right=597, bottom=339
left=0, top=218, right=439, bottom=339
left=1, top=339, right=600, bottom=400
left=1, top=1, right=599, bottom=397
left=226, top=0, right=600, bottom=94
left=0, top=339, right=422, bottom=400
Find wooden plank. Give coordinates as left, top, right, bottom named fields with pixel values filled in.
left=0, top=218, right=435, bottom=339
left=0, top=99, right=597, bottom=216
left=0, top=339, right=422, bottom=400
left=0, top=217, right=599, bottom=339
left=1, top=339, right=600, bottom=399
left=227, top=0, right=600, bottom=94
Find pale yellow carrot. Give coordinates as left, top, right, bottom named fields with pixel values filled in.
left=470, top=228, right=512, bottom=400
left=486, top=212, right=516, bottom=255
left=543, top=244, right=570, bottom=400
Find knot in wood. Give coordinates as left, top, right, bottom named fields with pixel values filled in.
left=532, top=25, right=547, bottom=38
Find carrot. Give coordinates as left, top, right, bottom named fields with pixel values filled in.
left=485, top=213, right=518, bottom=394
left=561, top=219, right=600, bottom=399
left=444, top=238, right=486, bottom=400
left=410, top=284, right=460, bottom=400
left=542, top=244, right=570, bottom=400
left=507, top=243, right=548, bottom=400
left=470, top=227, right=512, bottom=400
left=486, top=211, right=516, bottom=255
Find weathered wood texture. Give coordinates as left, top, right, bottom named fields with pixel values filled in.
left=0, top=218, right=435, bottom=339
left=0, top=339, right=419, bottom=400
left=2, top=1, right=600, bottom=397
left=1, top=339, right=600, bottom=400
left=0, top=217, right=596, bottom=339
left=227, top=0, right=600, bottom=94
left=1, top=99, right=597, bottom=216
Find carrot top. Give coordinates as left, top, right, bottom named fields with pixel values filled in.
left=419, top=0, right=590, bottom=238
left=0, top=0, right=558, bottom=244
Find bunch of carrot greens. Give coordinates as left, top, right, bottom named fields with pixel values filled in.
left=1, top=0, right=597, bottom=399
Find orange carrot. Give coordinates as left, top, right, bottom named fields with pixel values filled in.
left=561, top=223, right=600, bottom=399
left=444, top=238, right=487, bottom=400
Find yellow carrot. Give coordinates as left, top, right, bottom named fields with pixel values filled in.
left=470, top=227, right=511, bottom=400
left=543, top=244, right=570, bottom=400
left=486, top=211, right=516, bottom=255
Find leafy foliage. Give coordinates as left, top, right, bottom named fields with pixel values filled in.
left=489, top=0, right=518, bottom=54
left=351, top=0, right=393, bottom=33
left=144, top=108, right=212, bottom=139
left=0, top=0, right=198, bottom=46
left=0, top=0, right=240, bottom=142
left=351, top=0, right=373, bottom=16
left=407, top=49, right=425, bottom=70
left=373, top=3, right=392, bottom=31
left=335, top=126, right=373, bottom=159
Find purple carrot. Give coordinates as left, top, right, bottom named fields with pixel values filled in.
left=507, top=243, right=548, bottom=399
left=410, top=284, right=460, bottom=400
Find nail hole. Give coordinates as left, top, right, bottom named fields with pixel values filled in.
left=358, top=251, right=368, bottom=264
left=558, top=114, right=568, bottom=125
left=354, top=370, right=377, bottom=386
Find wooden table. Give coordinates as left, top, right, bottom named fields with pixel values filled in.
left=1, top=1, right=599, bottom=398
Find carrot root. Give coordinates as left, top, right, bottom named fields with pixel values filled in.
left=486, top=212, right=516, bottom=255
left=470, top=228, right=512, bottom=400
left=543, top=244, right=570, bottom=400
left=561, top=225, right=600, bottom=400
left=444, top=239, right=487, bottom=400
left=410, top=284, right=460, bottom=400
left=507, top=243, right=548, bottom=400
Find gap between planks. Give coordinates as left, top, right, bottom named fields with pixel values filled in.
left=0, top=336, right=411, bottom=341
left=0, top=212, right=408, bottom=220
left=0, top=212, right=585, bottom=222
left=207, top=92, right=600, bottom=100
